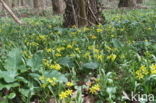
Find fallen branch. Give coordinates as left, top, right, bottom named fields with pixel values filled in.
left=0, top=0, right=22, bottom=24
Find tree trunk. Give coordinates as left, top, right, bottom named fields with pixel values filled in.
left=51, top=0, right=66, bottom=15
left=63, top=0, right=103, bottom=27
left=21, top=0, right=24, bottom=6
left=33, top=0, right=39, bottom=8
left=137, top=0, right=143, bottom=4
left=0, top=0, right=22, bottom=24
left=118, top=0, right=137, bottom=8
left=12, top=0, right=15, bottom=8
left=33, top=0, right=45, bottom=15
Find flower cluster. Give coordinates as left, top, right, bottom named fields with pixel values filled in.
left=107, top=54, right=117, bottom=62
left=89, top=84, right=100, bottom=94
left=135, top=65, right=148, bottom=79
left=150, top=64, right=156, bottom=74
left=59, top=89, right=73, bottom=99
left=39, top=76, right=57, bottom=87
left=43, top=59, right=61, bottom=70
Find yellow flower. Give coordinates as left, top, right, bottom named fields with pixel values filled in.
left=89, top=35, right=97, bottom=39
left=107, top=54, right=117, bottom=61
left=83, top=27, right=90, bottom=32
left=59, top=89, right=73, bottom=99
left=22, top=51, right=32, bottom=58
left=75, top=48, right=81, bottom=53
left=88, top=45, right=94, bottom=50
left=150, top=64, right=156, bottom=74
left=150, top=64, right=156, bottom=70
left=59, top=91, right=68, bottom=99
left=55, top=53, right=62, bottom=57
left=69, top=53, right=76, bottom=57
left=136, top=70, right=144, bottom=79
left=67, top=44, right=73, bottom=49
left=46, top=77, right=57, bottom=86
left=71, top=32, right=77, bottom=35
left=105, top=45, right=112, bottom=51
left=66, top=82, right=74, bottom=87
left=37, top=35, right=47, bottom=41
left=27, top=42, right=39, bottom=47
left=66, top=89, right=73, bottom=95
left=39, top=76, right=45, bottom=80
left=96, top=29, right=103, bottom=32
left=84, top=52, right=91, bottom=58
left=45, top=48, right=53, bottom=53
left=135, top=65, right=148, bottom=79
left=89, top=84, right=100, bottom=94
left=95, top=54, right=104, bottom=61
left=41, top=83, right=47, bottom=88
left=140, top=65, right=148, bottom=75
left=56, top=47, right=65, bottom=52
left=93, top=48, right=99, bottom=53
left=50, top=64, right=61, bottom=70
left=42, top=59, right=50, bottom=67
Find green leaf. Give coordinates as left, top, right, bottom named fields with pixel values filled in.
left=111, top=39, right=123, bottom=48
left=0, top=70, right=17, bottom=83
left=16, top=76, right=28, bottom=84
left=0, top=83, right=19, bottom=90
left=7, top=93, right=16, bottom=99
left=106, top=87, right=116, bottom=94
left=19, top=88, right=30, bottom=97
left=27, top=53, right=42, bottom=70
left=4, top=48, right=24, bottom=71
left=82, top=62, right=99, bottom=70
left=44, top=70, right=67, bottom=83
left=58, top=57, right=75, bottom=68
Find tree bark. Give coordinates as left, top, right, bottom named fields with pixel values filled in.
left=0, top=0, right=22, bottom=24
left=63, top=0, right=103, bottom=27
left=118, top=0, right=137, bottom=8
left=51, top=0, right=66, bottom=15
left=33, top=0, right=39, bottom=8
left=21, top=0, right=24, bottom=6
left=137, top=0, right=143, bottom=4
left=33, top=0, right=45, bottom=15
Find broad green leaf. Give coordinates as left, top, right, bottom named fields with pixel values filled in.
left=27, top=53, right=42, bottom=70
left=82, top=62, right=99, bottom=70
left=58, top=57, right=75, bottom=68
left=4, top=48, right=24, bottom=70
left=0, top=83, right=19, bottom=90
left=0, top=71, right=17, bottom=83
left=44, top=70, right=67, bottom=83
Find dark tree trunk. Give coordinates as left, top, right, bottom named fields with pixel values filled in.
left=21, top=0, right=25, bottom=6
left=33, top=0, right=39, bottom=8
left=63, top=0, right=104, bottom=27
left=118, top=0, right=128, bottom=7
left=51, top=0, right=66, bottom=15
left=137, top=0, right=143, bottom=4
left=118, top=0, right=137, bottom=8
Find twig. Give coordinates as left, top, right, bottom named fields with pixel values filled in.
left=70, top=0, right=78, bottom=27
left=87, top=0, right=99, bottom=24
left=0, top=0, right=22, bottom=24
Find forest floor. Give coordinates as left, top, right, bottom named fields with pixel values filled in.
left=0, top=7, right=156, bottom=103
